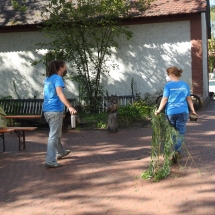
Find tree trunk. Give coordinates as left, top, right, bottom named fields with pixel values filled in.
left=108, top=112, right=118, bottom=133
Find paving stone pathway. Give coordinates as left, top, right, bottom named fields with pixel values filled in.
left=1, top=101, right=215, bottom=215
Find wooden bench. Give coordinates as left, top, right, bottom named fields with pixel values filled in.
left=0, top=98, right=76, bottom=132
left=8, top=127, right=38, bottom=151
left=0, top=127, right=37, bottom=152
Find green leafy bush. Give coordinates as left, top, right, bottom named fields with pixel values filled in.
left=117, top=100, right=152, bottom=127
left=78, top=112, right=108, bottom=129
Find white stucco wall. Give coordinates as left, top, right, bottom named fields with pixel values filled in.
left=0, top=20, right=192, bottom=99
left=0, top=31, right=77, bottom=99
left=103, top=21, right=192, bottom=96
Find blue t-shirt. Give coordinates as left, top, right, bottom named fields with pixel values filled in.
left=43, top=74, right=65, bottom=112
left=163, top=80, right=190, bottom=115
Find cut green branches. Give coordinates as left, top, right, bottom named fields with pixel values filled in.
left=141, top=112, right=179, bottom=182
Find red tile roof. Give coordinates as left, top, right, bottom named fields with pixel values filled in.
left=135, top=0, right=207, bottom=17
left=0, top=0, right=208, bottom=27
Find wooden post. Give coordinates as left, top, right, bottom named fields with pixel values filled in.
left=108, top=112, right=118, bottom=133
left=107, top=95, right=118, bottom=133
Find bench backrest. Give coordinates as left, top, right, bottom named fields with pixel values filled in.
left=0, top=99, right=76, bottom=115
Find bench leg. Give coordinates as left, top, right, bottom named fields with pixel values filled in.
left=0, top=133, right=5, bottom=152
left=14, top=130, right=26, bottom=150
left=62, top=118, right=68, bottom=133
left=8, top=119, right=14, bottom=126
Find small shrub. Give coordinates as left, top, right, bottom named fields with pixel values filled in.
left=142, top=91, right=163, bottom=106
left=97, top=121, right=107, bottom=129
left=78, top=112, right=108, bottom=129
left=117, top=100, right=152, bottom=127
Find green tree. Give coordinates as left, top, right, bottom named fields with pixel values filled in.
left=208, top=5, right=215, bottom=72
left=33, top=0, right=153, bottom=112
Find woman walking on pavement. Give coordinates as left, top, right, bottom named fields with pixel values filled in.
left=43, top=59, right=77, bottom=168
left=155, top=66, right=197, bottom=163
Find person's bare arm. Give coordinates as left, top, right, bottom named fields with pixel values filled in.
left=155, top=97, right=168, bottom=115
left=56, top=87, right=77, bottom=114
left=186, top=96, right=197, bottom=115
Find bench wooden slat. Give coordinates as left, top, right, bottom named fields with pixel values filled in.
left=22, top=102, right=25, bottom=114
left=5, top=115, right=42, bottom=119
left=0, top=128, right=15, bottom=133
left=7, top=127, right=37, bottom=131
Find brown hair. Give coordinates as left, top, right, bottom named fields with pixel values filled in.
left=166, top=66, right=183, bottom=77
left=46, top=59, right=65, bottom=77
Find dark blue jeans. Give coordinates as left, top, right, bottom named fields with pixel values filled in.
left=167, top=112, right=189, bottom=153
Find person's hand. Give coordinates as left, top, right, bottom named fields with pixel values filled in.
left=68, top=107, right=77, bottom=115
left=155, top=110, right=160, bottom=115
left=191, top=110, right=197, bottom=116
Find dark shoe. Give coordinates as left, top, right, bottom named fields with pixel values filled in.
left=57, top=150, right=71, bottom=160
left=45, top=163, right=62, bottom=168
left=172, top=151, right=180, bottom=164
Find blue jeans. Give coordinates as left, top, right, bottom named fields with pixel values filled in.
left=167, top=112, right=189, bottom=153
left=44, top=112, right=66, bottom=165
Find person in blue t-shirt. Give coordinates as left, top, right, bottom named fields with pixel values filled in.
left=155, top=66, right=197, bottom=163
left=43, top=59, right=77, bottom=168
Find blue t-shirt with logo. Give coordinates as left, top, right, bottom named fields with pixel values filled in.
left=163, top=80, right=190, bottom=115
left=43, top=74, right=65, bottom=112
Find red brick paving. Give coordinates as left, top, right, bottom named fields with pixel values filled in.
left=1, top=101, right=215, bottom=215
